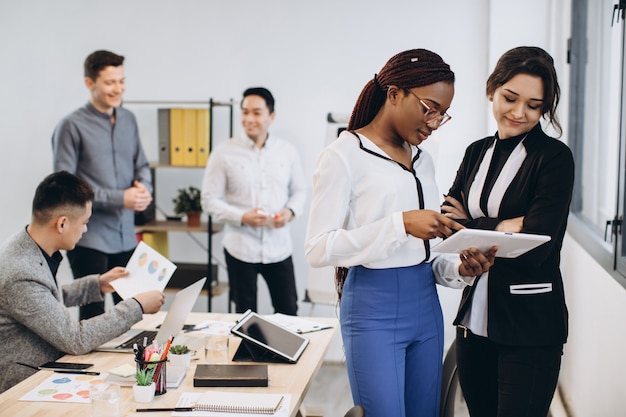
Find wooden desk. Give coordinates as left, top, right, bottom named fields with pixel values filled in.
left=0, top=313, right=338, bottom=417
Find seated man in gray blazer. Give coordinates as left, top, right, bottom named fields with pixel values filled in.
left=0, top=171, right=165, bottom=393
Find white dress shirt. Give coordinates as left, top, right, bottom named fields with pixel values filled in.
left=305, top=131, right=470, bottom=288
left=201, top=134, right=307, bottom=264
left=462, top=137, right=528, bottom=337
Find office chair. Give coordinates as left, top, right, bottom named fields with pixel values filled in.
left=440, top=342, right=461, bottom=417
left=343, top=405, right=364, bottom=417
left=303, top=265, right=337, bottom=315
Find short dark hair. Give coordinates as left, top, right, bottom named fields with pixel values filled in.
left=32, top=171, right=94, bottom=224
left=486, top=46, right=561, bottom=136
left=242, top=87, right=275, bottom=113
left=84, top=50, right=125, bottom=80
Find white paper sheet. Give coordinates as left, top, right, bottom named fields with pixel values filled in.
left=19, top=373, right=110, bottom=403
left=265, top=313, right=333, bottom=334
left=111, top=240, right=177, bottom=299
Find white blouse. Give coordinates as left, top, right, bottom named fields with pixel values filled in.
left=305, top=131, right=471, bottom=288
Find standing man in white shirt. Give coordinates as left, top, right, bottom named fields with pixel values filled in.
left=201, top=87, right=306, bottom=315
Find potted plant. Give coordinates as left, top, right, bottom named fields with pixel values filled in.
left=169, top=344, right=192, bottom=368
left=133, top=368, right=156, bottom=403
left=172, top=186, right=203, bottom=227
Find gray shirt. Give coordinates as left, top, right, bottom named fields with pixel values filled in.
left=52, top=102, right=152, bottom=253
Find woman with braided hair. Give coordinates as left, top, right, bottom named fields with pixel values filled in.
left=305, top=49, right=497, bottom=417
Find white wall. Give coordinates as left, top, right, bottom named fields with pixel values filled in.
left=0, top=0, right=498, bottom=326
left=7, top=3, right=618, bottom=416
left=559, top=236, right=626, bottom=417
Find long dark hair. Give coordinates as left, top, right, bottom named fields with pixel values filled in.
left=486, top=46, right=561, bottom=136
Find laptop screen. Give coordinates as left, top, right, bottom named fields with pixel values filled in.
left=95, top=277, right=206, bottom=352
left=155, top=277, right=206, bottom=344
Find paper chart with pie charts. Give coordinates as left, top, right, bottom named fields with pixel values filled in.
left=110, top=240, right=177, bottom=300
left=19, top=373, right=109, bottom=403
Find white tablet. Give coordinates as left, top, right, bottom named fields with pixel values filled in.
left=431, top=229, right=551, bottom=258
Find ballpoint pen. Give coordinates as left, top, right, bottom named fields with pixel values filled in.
left=16, top=362, right=99, bottom=375
left=53, top=370, right=101, bottom=376
left=15, top=362, right=38, bottom=371
left=132, top=407, right=194, bottom=412
left=184, top=325, right=209, bottom=333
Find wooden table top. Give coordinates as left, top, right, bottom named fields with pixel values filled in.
left=0, top=312, right=338, bottom=417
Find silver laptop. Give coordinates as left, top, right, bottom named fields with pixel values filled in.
left=96, top=277, right=206, bottom=352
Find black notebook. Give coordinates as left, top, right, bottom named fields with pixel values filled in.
left=193, top=364, right=269, bottom=387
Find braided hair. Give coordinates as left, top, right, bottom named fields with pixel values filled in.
left=336, top=49, right=455, bottom=300
left=348, top=49, right=455, bottom=130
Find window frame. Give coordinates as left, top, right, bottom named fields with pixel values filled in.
left=568, top=0, right=626, bottom=288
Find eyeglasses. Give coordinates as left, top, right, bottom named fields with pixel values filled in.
left=406, top=89, right=452, bottom=128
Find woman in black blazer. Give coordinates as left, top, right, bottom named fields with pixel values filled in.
left=441, top=46, right=574, bottom=417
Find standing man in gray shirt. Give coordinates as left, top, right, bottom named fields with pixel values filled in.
left=52, top=50, right=153, bottom=320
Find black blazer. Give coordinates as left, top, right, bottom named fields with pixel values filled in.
left=449, top=123, right=574, bottom=346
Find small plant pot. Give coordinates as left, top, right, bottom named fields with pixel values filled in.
left=133, top=382, right=156, bottom=403
left=187, top=212, right=201, bottom=227
left=169, top=352, right=192, bottom=368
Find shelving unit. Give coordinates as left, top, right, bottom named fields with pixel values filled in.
left=125, top=98, right=234, bottom=311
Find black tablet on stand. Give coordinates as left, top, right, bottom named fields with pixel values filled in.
left=230, top=310, right=309, bottom=364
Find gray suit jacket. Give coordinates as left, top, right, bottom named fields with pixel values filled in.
left=0, top=228, right=144, bottom=393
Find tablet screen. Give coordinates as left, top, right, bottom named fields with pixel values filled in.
left=231, top=311, right=309, bottom=363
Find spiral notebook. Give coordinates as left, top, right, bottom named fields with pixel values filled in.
left=174, top=392, right=289, bottom=416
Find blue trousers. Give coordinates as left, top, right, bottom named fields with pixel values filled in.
left=340, top=264, right=444, bottom=417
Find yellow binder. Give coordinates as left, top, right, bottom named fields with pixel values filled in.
left=196, top=109, right=210, bottom=167
left=169, top=108, right=185, bottom=166
left=140, top=231, right=169, bottom=258
left=182, top=109, right=197, bottom=166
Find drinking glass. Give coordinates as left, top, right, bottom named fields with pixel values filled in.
left=90, top=383, right=120, bottom=417
left=205, top=334, right=230, bottom=363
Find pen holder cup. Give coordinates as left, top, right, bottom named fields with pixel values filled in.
left=135, top=358, right=167, bottom=395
